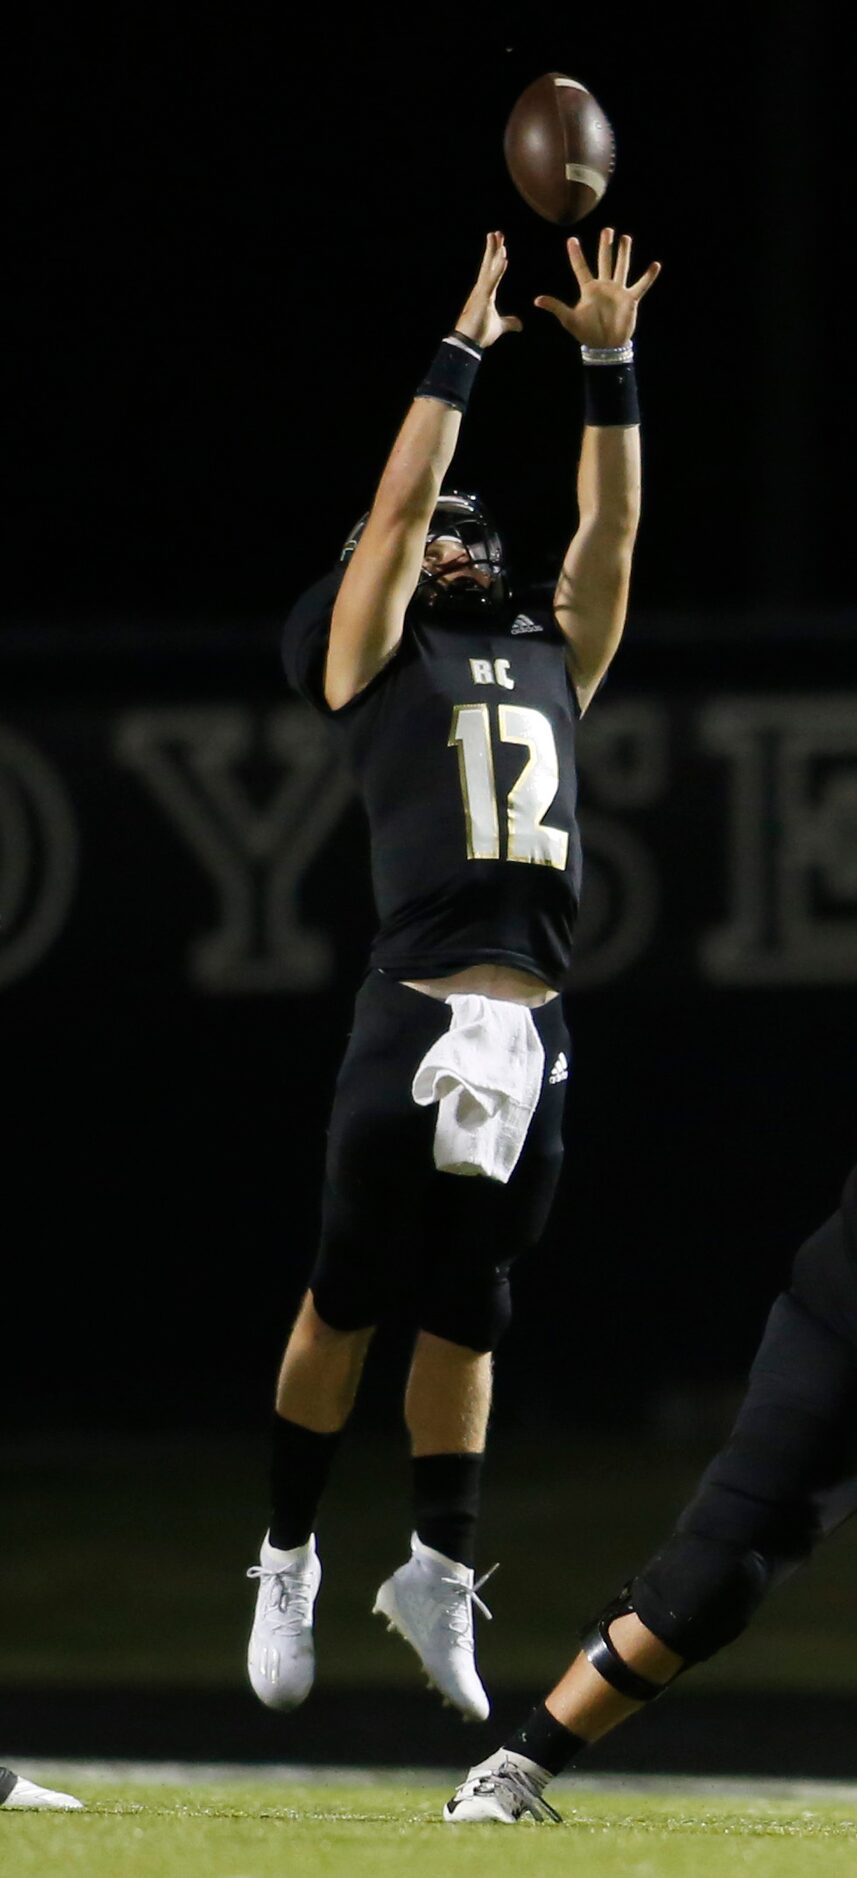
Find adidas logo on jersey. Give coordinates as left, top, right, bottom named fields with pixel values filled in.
left=549, top=1051, right=569, bottom=1085
left=510, top=614, right=543, bottom=635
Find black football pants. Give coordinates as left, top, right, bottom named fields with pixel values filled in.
left=308, top=969, right=570, bottom=1351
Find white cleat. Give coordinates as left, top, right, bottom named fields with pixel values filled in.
left=0, top=1767, right=83, bottom=1810
left=372, top=1532, right=495, bottom=1722
left=443, top=1750, right=561, bottom=1824
left=246, top=1531, right=321, bottom=1711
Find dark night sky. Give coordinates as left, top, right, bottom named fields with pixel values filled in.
left=5, top=2, right=855, bottom=626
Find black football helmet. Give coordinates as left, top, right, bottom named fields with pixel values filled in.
left=340, top=489, right=509, bottom=618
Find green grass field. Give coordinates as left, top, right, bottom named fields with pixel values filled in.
left=4, top=1774, right=857, bottom=1878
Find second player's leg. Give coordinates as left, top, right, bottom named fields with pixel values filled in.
left=545, top=1611, right=683, bottom=1742
left=445, top=1171, right=857, bottom=1821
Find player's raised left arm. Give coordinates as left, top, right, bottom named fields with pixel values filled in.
left=537, top=230, right=660, bottom=715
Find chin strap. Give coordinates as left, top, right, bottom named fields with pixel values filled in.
left=579, top=1587, right=674, bottom=1703
left=419, top=567, right=484, bottom=602
left=413, top=577, right=498, bottom=623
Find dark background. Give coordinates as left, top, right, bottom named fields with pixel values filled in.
left=4, top=0, right=857, bottom=1776
left=7, top=1, right=856, bottom=626
left=1, top=0, right=857, bottom=1690
left=3, top=5, right=856, bottom=1502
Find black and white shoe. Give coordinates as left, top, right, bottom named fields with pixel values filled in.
left=443, top=1751, right=561, bottom=1824
left=0, top=1766, right=83, bottom=1810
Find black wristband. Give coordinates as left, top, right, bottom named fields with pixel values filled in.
left=415, top=332, right=484, bottom=414
left=582, top=359, right=640, bottom=427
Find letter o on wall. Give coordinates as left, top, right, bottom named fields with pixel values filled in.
left=0, top=728, right=79, bottom=988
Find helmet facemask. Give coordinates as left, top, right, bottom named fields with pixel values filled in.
left=341, top=490, right=509, bottom=620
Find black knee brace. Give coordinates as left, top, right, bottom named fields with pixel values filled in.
left=583, top=1185, right=857, bottom=1674
left=581, top=1558, right=768, bottom=1685
left=629, top=1284, right=857, bottom=1664
left=580, top=1587, right=678, bottom=1700
left=631, top=1535, right=771, bottom=1664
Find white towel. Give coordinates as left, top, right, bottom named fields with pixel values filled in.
left=411, top=993, right=545, bottom=1184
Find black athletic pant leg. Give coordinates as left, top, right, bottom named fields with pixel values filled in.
left=632, top=1166, right=857, bottom=1661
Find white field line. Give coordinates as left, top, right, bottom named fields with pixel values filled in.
left=6, top=1761, right=857, bottom=1803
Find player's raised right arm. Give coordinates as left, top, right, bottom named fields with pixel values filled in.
left=324, top=398, right=462, bottom=710
left=324, top=232, right=521, bottom=711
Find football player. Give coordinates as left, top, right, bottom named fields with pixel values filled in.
left=444, top=1160, right=857, bottom=1820
left=246, top=227, right=660, bottom=1722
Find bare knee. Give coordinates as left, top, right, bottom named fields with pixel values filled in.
left=292, top=1292, right=373, bottom=1355
left=275, top=1292, right=375, bottom=1427
left=415, top=1327, right=486, bottom=1362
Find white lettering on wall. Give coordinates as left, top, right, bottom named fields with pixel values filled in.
left=572, top=704, right=669, bottom=986
left=0, top=728, right=78, bottom=987
left=114, top=706, right=352, bottom=991
left=701, top=695, right=857, bottom=983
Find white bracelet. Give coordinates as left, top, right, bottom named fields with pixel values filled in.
left=581, top=342, right=635, bottom=366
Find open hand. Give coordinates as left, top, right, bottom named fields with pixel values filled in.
left=454, top=232, right=524, bottom=350
left=535, top=228, right=661, bottom=349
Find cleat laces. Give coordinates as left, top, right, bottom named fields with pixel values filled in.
left=246, top=1563, right=315, bottom=1635
left=457, top=1759, right=562, bottom=1823
left=438, top=1562, right=498, bottom=1647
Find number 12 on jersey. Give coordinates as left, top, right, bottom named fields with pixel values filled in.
left=449, top=703, right=568, bottom=870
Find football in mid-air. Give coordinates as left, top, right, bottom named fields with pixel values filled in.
left=503, top=73, right=615, bottom=225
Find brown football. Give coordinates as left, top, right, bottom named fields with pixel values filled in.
left=503, top=72, right=615, bottom=225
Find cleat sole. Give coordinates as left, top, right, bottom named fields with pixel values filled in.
left=371, top=1593, right=488, bottom=1722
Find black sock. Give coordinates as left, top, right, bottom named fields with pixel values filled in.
left=412, top=1452, right=483, bottom=1569
left=268, top=1413, right=343, bottom=1550
left=506, top=1701, right=586, bottom=1777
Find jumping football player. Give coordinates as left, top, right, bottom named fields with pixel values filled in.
left=246, top=227, right=660, bottom=1721
left=444, top=1159, right=857, bottom=1820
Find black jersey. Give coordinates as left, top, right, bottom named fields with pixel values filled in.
left=282, top=569, right=583, bottom=990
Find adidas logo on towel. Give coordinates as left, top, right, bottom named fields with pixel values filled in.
left=549, top=1051, right=569, bottom=1085
left=510, top=614, right=543, bottom=635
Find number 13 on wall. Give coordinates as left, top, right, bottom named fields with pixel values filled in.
left=449, top=703, right=569, bottom=869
